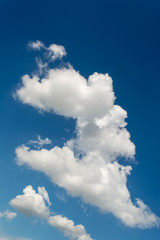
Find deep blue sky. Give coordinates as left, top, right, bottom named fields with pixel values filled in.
left=0, top=0, right=160, bottom=239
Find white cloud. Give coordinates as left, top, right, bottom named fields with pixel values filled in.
left=14, top=41, right=160, bottom=228
left=48, top=215, right=92, bottom=240
left=28, top=40, right=44, bottom=50
left=16, top=69, right=115, bottom=120
left=27, top=40, right=66, bottom=62
left=29, top=135, right=51, bottom=148
left=48, top=43, right=66, bottom=61
left=15, top=68, right=135, bottom=161
left=0, top=210, right=17, bottom=220
left=10, top=185, right=50, bottom=218
left=15, top=146, right=160, bottom=228
left=10, top=186, right=93, bottom=240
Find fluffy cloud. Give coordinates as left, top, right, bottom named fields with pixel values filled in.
left=10, top=185, right=50, bottom=218
left=16, top=146, right=159, bottom=228
left=10, top=186, right=93, bottom=240
left=48, top=43, right=66, bottom=61
left=15, top=67, right=135, bottom=161
left=0, top=210, right=17, bottom=220
left=14, top=41, right=160, bottom=228
left=48, top=215, right=92, bottom=240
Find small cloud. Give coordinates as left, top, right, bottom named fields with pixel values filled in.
left=55, top=192, right=67, bottom=202
left=47, top=43, right=66, bottom=61
left=10, top=185, right=50, bottom=218
left=0, top=210, right=17, bottom=221
left=27, top=40, right=66, bottom=62
left=28, top=40, right=44, bottom=50
left=28, top=135, right=51, bottom=148
left=48, top=215, right=92, bottom=240
left=81, top=204, right=89, bottom=217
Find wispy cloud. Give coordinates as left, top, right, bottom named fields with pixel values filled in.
left=28, top=40, right=66, bottom=62
left=28, top=135, right=51, bottom=148
left=0, top=210, right=17, bottom=221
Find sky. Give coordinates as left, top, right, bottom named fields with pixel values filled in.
left=0, top=0, right=160, bottom=239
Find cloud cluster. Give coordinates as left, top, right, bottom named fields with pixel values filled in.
left=10, top=186, right=93, bottom=240
left=15, top=40, right=160, bottom=228
left=0, top=210, right=17, bottom=220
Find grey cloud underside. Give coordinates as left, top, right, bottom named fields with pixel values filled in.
left=15, top=41, right=160, bottom=228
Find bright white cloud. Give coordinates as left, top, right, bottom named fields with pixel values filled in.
left=14, top=41, right=160, bottom=228
left=16, top=69, right=115, bottom=120
left=10, top=186, right=93, bottom=240
left=0, top=210, right=17, bottom=220
left=15, top=146, right=159, bottom=228
left=10, top=185, right=50, bottom=218
left=15, top=68, right=135, bottom=161
left=48, top=215, right=92, bottom=240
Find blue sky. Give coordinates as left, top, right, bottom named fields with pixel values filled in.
left=0, top=0, right=160, bottom=239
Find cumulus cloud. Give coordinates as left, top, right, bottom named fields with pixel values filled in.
left=10, top=186, right=93, bottom=240
left=48, top=215, right=92, bottom=240
left=10, top=185, right=50, bottom=218
left=16, top=69, right=114, bottom=120
left=14, top=41, right=160, bottom=228
left=15, top=146, right=159, bottom=228
left=0, top=210, right=17, bottom=220
left=15, top=68, right=135, bottom=161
